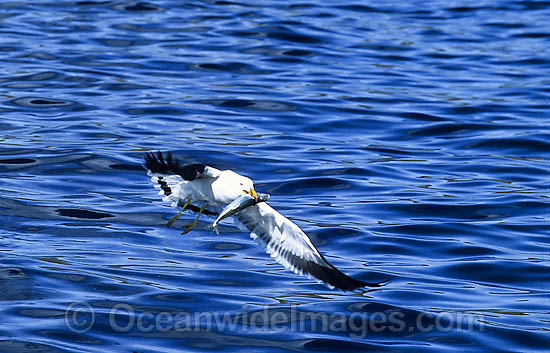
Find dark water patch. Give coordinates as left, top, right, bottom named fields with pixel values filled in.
left=310, top=167, right=370, bottom=177
left=283, top=49, right=314, bottom=56
left=335, top=5, right=387, bottom=14
left=447, top=105, right=492, bottom=115
left=101, top=82, right=151, bottom=91
left=242, top=45, right=315, bottom=57
left=0, top=122, right=18, bottom=131
left=200, top=98, right=295, bottom=111
left=511, top=32, right=550, bottom=38
left=195, top=62, right=267, bottom=74
left=419, top=28, right=449, bottom=37
left=266, top=56, right=305, bottom=64
left=0, top=71, right=60, bottom=82
left=213, top=1, right=244, bottom=6
left=441, top=244, right=500, bottom=257
left=487, top=327, right=550, bottom=352
left=75, top=1, right=112, bottom=6
left=57, top=208, right=114, bottom=219
left=268, top=177, right=352, bottom=194
left=446, top=6, right=483, bottom=13
left=463, top=137, right=550, bottom=155
left=350, top=43, right=414, bottom=52
left=0, top=267, right=25, bottom=280
left=409, top=123, right=512, bottom=137
left=140, top=60, right=195, bottom=72
left=0, top=45, right=20, bottom=53
left=494, top=57, right=550, bottom=66
left=397, top=112, right=447, bottom=122
left=125, top=105, right=186, bottom=115
left=35, top=329, right=103, bottom=346
left=95, top=37, right=146, bottom=47
left=109, top=163, right=144, bottom=171
left=152, top=292, right=195, bottom=303
left=31, top=99, right=65, bottom=105
left=482, top=22, right=526, bottom=29
left=372, top=223, right=479, bottom=237
left=0, top=158, right=36, bottom=164
left=422, top=52, right=462, bottom=59
left=123, top=2, right=159, bottom=11
left=113, top=23, right=178, bottom=33
left=259, top=25, right=324, bottom=44
left=311, top=227, right=363, bottom=242
left=96, top=2, right=161, bottom=12
left=5, top=97, right=88, bottom=112
left=374, top=54, right=416, bottom=62
left=303, top=338, right=380, bottom=352
left=0, top=340, right=68, bottom=353
left=0, top=267, right=36, bottom=301
left=494, top=223, right=550, bottom=238
left=443, top=261, right=550, bottom=288
left=387, top=202, right=548, bottom=221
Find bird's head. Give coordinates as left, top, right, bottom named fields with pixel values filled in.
left=215, top=170, right=257, bottom=203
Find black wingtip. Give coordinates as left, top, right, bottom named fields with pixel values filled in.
left=143, top=151, right=176, bottom=174
left=306, top=253, right=386, bottom=291
left=322, top=266, right=382, bottom=291
left=144, top=151, right=207, bottom=181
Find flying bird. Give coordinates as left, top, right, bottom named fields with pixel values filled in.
left=144, top=151, right=379, bottom=291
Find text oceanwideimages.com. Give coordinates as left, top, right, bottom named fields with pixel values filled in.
left=65, top=301, right=485, bottom=338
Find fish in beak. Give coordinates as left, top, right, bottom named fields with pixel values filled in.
left=211, top=192, right=270, bottom=233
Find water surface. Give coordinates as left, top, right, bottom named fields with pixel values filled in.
left=0, top=1, right=549, bottom=352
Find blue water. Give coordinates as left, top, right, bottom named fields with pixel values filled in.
left=0, top=1, right=549, bottom=352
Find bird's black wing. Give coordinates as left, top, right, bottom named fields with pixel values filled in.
left=144, top=151, right=220, bottom=181
left=144, top=151, right=218, bottom=215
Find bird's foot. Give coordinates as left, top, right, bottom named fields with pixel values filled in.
left=182, top=218, right=200, bottom=234
left=167, top=198, right=192, bottom=227
left=182, top=223, right=196, bottom=234
left=181, top=203, right=207, bottom=235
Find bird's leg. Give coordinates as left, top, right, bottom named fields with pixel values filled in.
left=167, top=197, right=191, bottom=227
left=182, top=203, right=207, bottom=234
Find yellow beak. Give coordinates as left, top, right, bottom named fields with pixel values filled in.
left=249, top=187, right=258, bottom=201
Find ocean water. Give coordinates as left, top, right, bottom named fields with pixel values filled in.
left=0, top=1, right=548, bottom=352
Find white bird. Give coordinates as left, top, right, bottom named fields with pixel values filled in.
left=144, top=151, right=380, bottom=291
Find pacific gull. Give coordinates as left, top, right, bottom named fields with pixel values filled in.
left=144, top=151, right=380, bottom=291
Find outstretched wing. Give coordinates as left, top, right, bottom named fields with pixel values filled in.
left=143, top=152, right=218, bottom=215
left=144, top=151, right=221, bottom=181
left=234, top=202, right=375, bottom=291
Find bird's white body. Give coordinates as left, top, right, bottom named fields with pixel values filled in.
left=150, top=167, right=253, bottom=208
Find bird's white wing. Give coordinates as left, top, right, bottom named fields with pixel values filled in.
left=234, top=202, right=372, bottom=290
left=148, top=174, right=184, bottom=207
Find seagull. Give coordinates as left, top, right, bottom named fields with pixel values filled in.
left=144, top=151, right=380, bottom=291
